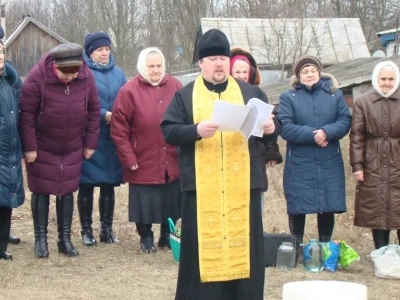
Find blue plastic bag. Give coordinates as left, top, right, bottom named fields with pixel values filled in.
left=323, top=241, right=340, bottom=272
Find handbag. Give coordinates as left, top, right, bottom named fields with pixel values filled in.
left=263, top=233, right=300, bottom=267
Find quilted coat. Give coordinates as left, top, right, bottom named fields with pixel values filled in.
left=0, top=62, right=25, bottom=208
left=79, top=52, right=127, bottom=186
left=111, top=74, right=182, bottom=184
left=350, top=63, right=400, bottom=229
left=19, top=52, right=100, bottom=196
left=278, top=73, right=351, bottom=215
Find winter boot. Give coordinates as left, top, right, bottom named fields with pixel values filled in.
left=31, top=194, right=50, bottom=258
left=136, top=223, right=156, bottom=253
left=56, top=194, right=79, bottom=257
left=99, top=195, right=119, bottom=243
left=158, top=222, right=171, bottom=249
left=77, top=195, right=97, bottom=246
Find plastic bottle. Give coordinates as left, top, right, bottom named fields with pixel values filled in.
left=276, top=241, right=296, bottom=271
left=303, top=238, right=323, bottom=272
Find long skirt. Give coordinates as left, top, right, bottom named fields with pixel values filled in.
left=175, top=189, right=265, bottom=300
left=128, top=180, right=181, bottom=224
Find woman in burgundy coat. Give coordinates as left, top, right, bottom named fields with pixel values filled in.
left=111, top=47, right=182, bottom=253
left=19, top=43, right=100, bottom=258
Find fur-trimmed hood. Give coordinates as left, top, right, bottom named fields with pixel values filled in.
left=289, top=72, right=339, bottom=94
left=230, top=47, right=262, bottom=86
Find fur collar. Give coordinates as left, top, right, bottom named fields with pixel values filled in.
left=289, top=72, right=339, bottom=93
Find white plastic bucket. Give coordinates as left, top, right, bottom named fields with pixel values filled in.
left=282, top=281, right=367, bottom=300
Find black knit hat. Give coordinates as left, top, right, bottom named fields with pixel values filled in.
left=293, top=55, right=323, bottom=79
left=51, top=43, right=83, bottom=67
left=197, top=29, right=230, bottom=60
left=84, top=32, right=111, bottom=56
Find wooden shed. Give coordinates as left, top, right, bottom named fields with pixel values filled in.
left=5, top=16, right=68, bottom=77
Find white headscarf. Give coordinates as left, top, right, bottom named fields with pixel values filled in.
left=136, top=47, right=165, bottom=86
left=371, top=60, right=400, bottom=98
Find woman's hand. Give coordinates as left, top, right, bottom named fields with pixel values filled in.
left=353, top=170, right=364, bottom=182
left=105, top=111, right=112, bottom=124
left=84, top=148, right=95, bottom=159
left=313, top=129, right=328, bottom=147
left=25, top=151, right=37, bottom=163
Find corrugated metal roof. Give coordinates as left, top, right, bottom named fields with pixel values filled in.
left=264, top=55, right=400, bottom=105
left=200, top=18, right=370, bottom=66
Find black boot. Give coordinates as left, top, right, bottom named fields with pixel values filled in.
left=0, top=251, right=12, bottom=260
left=9, top=235, right=21, bottom=245
left=99, top=195, right=119, bottom=243
left=31, top=194, right=50, bottom=258
left=372, top=229, right=390, bottom=249
left=158, top=222, right=171, bottom=249
left=56, top=194, right=79, bottom=257
left=77, top=195, right=97, bottom=246
left=137, top=223, right=156, bottom=253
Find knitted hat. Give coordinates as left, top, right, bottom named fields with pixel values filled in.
left=230, top=55, right=252, bottom=82
left=50, top=43, right=83, bottom=67
left=293, top=55, right=322, bottom=79
left=84, top=32, right=111, bottom=56
left=197, top=29, right=230, bottom=60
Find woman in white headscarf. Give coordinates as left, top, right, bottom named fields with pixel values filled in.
left=111, top=47, right=182, bottom=253
left=350, top=60, right=400, bottom=249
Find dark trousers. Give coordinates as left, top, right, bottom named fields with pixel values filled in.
left=175, top=190, right=265, bottom=300
left=0, top=207, right=12, bottom=251
left=288, top=213, right=335, bottom=245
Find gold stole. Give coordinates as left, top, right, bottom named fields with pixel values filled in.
left=192, top=75, right=250, bottom=283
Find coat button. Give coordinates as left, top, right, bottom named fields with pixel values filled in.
left=383, top=181, right=386, bottom=184
left=163, top=147, right=166, bottom=150
left=159, top=100, right=163, bottom=104
left=10, top=111, right=14, bottom=114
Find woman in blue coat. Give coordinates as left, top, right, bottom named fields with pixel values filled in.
left=78, top=32, right=127, bottom=246
left=0, top=41, right=25, bottom=260
left=278, top=56, right=351, bottom=247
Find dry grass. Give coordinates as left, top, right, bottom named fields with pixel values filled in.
left=1, top=136, right=399, bottom=300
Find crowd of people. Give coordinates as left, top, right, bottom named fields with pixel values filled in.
left=1, top=26, right=400, bottom=299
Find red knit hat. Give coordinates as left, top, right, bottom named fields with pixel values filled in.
left=230, top=55, right=251, bottom=82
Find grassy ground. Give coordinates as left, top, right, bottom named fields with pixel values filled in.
left=1, top=137, right=399, bottom=300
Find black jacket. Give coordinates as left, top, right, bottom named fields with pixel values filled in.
left=161, top=77, right=281, bottom=191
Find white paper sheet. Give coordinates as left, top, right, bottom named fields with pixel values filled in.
left=211, top=98, right=274, bottom=140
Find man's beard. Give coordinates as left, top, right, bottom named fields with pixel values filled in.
left=212, top=72, right=227, bottom=83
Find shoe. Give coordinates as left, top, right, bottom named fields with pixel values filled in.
left=140, top=235, right=156, bottom=254
left=0, top=251, right=13, bottom=260
left=9, top=235, right=21, bottom=245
